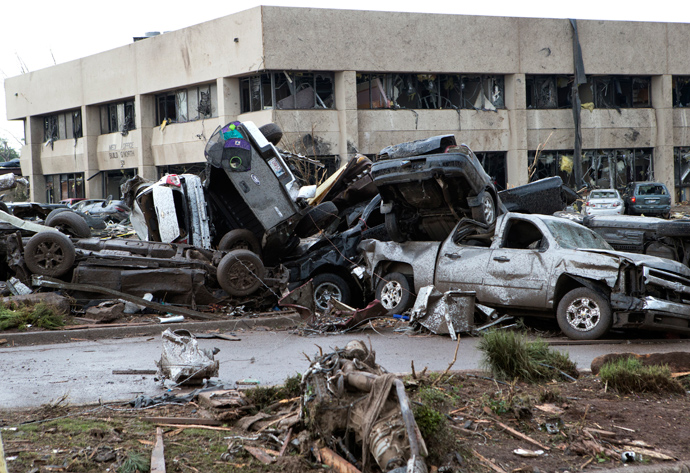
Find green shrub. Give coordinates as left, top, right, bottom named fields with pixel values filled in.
left=478, top=330, right=578, bottom=383
left=0, top=302, right=65, bottom=331
left=599, top=357, right=685, bottom=394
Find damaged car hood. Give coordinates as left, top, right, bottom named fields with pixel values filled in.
left=578, top=248, right=690, bottom=277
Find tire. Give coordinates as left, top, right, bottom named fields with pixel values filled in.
left=658, top=220, right=690, bottom=237
left=385, top=212, right=405, bottom=243
left=375, top=272, right=413, bottom=316
left=24, top=231, right=76, bottom=278
left=217, top=249, right=265, bottom=297
left=556, top=287, right=612, bottom=340
left=312, top=273, right=352, bottom=312
left=47, top=211, right=91, bottom=238
left=45, top=208, right=71, bottom=225
left=0, top=202, right=9, bottom=214
left=218, top=229, right=261, bottom=254
left=471, top=191, right=496, bottom=225
left=258, top=123, right=283, bottom=146
left=294, top=201, right=338, bottom=238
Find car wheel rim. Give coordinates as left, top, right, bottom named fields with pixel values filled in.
left=483, top=195, right=495, bottom=223
left=380, top=280, right=403, bottom=310
left=34, top=242, right=65, bottom=270
left=227, top=259, right=260, bottom=291
left=565, top=297, right=600, bottom=331
left=314, top=282, right=343, bottom=311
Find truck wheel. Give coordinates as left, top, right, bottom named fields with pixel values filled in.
left=556, top=287, right=612, bottom=340
left=375, top=272, right=413, bottom=316
left=471, top=191, right=496, bottom=225
left=47, top=211, right=91, bottom=238
left=217, top=249, right=265, bottom=297
left=218, top=229, right=261, bottom=254
left=385, top=212, right=405, bottom=243
left=24, top=231, right=76, bottom=278
left=258, top=123, right=283, bottom=146
left=312, top=273, right=352, bottom=312
left=294, top=201, right=338, bottom=238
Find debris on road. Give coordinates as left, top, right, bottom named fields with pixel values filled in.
left=156, top=329, right=219, bottom=385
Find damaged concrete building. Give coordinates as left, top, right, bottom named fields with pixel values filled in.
left=4, top=7, right=690, bottom=203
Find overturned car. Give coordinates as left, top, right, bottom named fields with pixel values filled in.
left=362, top=212, right=690, bottom=340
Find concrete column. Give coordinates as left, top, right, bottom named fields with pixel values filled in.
left=504, top=73, right=528, bottom=188
left=335, top=71, right=359, bottom=166
left=82, top=105, right=103, bottom=198
left=22, top=116, right=45, bottom=202
left=652, top=75, right=675, bottom=204
left=135, top=94, right=157, bottom=181
left=218, top=77, right=241, bottom=124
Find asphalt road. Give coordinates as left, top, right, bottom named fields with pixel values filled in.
left=2, top=326, right=690, bottom=409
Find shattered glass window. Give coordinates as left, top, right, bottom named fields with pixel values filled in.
left=544, top=219, right=613, bottom=250
left=526, top=75, right=573, bottom=109
left=356, top=73, right=504, bottom=110
left=43, top=109, right=82, bottom=142
left=240, top=72, right=334, bottom=112
left=175, top=90, right=188, bottom=123
left=674, top=147, right=690, bottom=202
left=529, top=148, right=653, bottom=191
left=588, top=76, right=651, bottom=109
left=100, top=100, right=136, bottom=135
left=53, top=173, right=85, bottom=199
left=673, top=76, right=690, bottom=108
left=475, top=151, right=507, bottom=191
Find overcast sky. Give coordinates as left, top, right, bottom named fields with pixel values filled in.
left=2, top=0, right=689, bottom=150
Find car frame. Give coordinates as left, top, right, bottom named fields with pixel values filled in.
left=362, top=212, right=690, bottom=340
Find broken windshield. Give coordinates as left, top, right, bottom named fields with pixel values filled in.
left=544, top=219, right=613, bottom=250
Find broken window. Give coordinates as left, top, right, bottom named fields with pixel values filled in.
left=157, top=163, right=207, bottom=179
left=356, top=73, right=504, bottom=110
left=673, top=76, right=690, bottom=107
left=43, top=109, right=83, bottom=143
left=100, top=100, right=136, bottom=135
left=526, top=75, right=573, bottom=109
left=475, top=151, right=507, bottom=190
left=502, top=219, right=545, bottom=250
left=45, top=173, right=85, bottom=201
left=103, top=168, right=137, bottom=199
left=584, top=76, right=651, bottom=109
left=155, top=83, right=217, bottom=124
left=674, top=147, right=690, bottom=202
left=529, top=148, right=653, bottom=191
left=240, top=71, right=335, bottom=112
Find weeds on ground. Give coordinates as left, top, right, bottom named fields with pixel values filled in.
left=244, top=373, right=302, bottom=411
left=599, top=357, right=685, bottom=394
left=478, top=330, right=578, bottom=383
left=117, top=452, right=150, bottom=473
left=0, top=302, right=66, bottom=330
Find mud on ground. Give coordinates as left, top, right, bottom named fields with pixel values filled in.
left=1, top=371, right=689, bottom=473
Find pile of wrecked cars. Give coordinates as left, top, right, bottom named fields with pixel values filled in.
left=4, top=123, right=690, bottom=342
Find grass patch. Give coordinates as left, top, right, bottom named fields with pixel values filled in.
left=0, top=302, right=66, bottom=330
left=599, top=357, right=685, bottom=394
left=478, top=330, right=578, bottom=383
left=118, top=452, right=150, bottom=473
left=244, top=373, right=302, bottom=411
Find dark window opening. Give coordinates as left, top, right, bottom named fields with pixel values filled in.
left=529, top=148, right=653, bottom=191
left=502, top=220, right=544, bottom=249
left=155, top=83, right=217, bottom=124
left=45, top=173, right=85, bottom=202
left=356, top=73, right=504, bottom=110
left=526, top=75, right=573, bottom=109
left=103, top=168, right=137, bottom=199
left=157, top=163, right=207, bottom=179
left=100, top=100, right=136, bottom=135
left=674, top=147, right=690, bottom=202
left=240, top=71, right=334, bottom=113
left=43, top=109, right=82, bottom=143
left=673, top=76, right=690, bottom=108
left=475, top=151, right=507, bottom=191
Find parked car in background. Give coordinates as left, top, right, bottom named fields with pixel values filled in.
left=362, top=212, right=690, bottom=340
left=583, top=189, right=624, bottom=216
left=623, top=182, right=671, bottom=218
left=60, top=198, right=85, bottom=207
left=72, top=198, right=130, bottom=222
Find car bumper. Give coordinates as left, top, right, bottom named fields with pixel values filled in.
left=628, top=204, right=671, bottom=215
left=584, top=207, right=623, bottom=216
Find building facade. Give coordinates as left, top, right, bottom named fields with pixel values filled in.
left=5, top=7, right=690, bottom=203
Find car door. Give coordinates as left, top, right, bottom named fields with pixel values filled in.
left=434, top=229, right=493, bottom=298
left=480, top=218, right=557, bottom=308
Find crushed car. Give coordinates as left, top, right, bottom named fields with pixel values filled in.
left=371, top=135, right=503, bottom=242
left=362, top=212, right=690, bottom=340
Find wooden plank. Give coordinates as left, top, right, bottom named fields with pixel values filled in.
left=319, top=447, right=361, bottom=473
left=0, top=432, right=8, bottom=473
left=150, top=427, right=166, bottom=473
left=493, top=419, right=550, bottom=451
left=243, top=446, right=275, bottom=465
left=113, top=369, right=158, bottom=375
left=154, top=423, right=234, bottom=432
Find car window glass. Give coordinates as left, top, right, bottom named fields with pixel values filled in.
left=543, top=220, right=613, bottom=250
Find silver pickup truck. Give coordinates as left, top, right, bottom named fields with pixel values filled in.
left=362, top=212, right=690, bottom=340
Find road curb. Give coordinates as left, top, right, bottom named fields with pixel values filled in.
left=0, top=312, right=303, bottom=347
